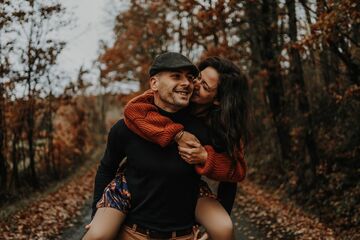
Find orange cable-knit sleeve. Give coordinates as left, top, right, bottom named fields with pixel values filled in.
left=195, top=145, right=247, bottom=182
left=123, top=90, right=184, bottom=147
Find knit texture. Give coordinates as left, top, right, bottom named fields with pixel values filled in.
left=124, top=90, right=246, bottom=182
left=195, top=145, right=246, bottom=182
left=124, top=90, right=184, bottom=147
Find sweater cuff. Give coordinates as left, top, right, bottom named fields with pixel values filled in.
left=195, top=145, right=217, bottom=176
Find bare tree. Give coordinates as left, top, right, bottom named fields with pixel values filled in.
left=11, top=0, right=68, bottom=188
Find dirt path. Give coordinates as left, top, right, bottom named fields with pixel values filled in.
left=62, top=180, right=336, bottom=240
left=59, top=200, right=92, bottom=240
left=1, top=153, right=337, bottom=240
left=60, top=198, right=266, bottom=240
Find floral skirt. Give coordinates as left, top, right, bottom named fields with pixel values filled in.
left=96, top=171, right=216, bottom=213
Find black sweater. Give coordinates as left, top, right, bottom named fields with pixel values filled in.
left=92, top=108, right=237, bottom=231
left=93, top=109, right=210, bottom=231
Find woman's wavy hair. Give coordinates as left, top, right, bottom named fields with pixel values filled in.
left=198, top=57, right=251, bottom=165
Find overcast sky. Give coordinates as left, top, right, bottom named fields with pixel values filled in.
left=56, top=0, right=138, bottom=94
left=58, top=0, right=113, bottom=77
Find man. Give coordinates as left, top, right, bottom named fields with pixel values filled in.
left=91, top=52, right=211, bottom=239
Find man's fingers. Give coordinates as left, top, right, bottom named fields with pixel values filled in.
left=198, top=232, right=209, bottom=240
left=193, top=227, right=200, bottom=239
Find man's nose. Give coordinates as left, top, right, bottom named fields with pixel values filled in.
left=180, top=75, right=191, bottom=85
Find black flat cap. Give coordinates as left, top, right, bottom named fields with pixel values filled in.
left=149, top=52, right=199, bottom=77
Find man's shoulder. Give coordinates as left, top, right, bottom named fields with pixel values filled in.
left=113, top=118, right=125, bottom=127
left=109, top=119, right=129, bottom=136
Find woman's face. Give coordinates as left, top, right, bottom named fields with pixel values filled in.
left=190, top=66, right=219, bottom=105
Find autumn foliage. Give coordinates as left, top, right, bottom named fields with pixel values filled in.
left=98, top=0, right=360, bottom=237
left=0, top=0, right=101, bottom=200
left=0, top=0, right=359, bottom=238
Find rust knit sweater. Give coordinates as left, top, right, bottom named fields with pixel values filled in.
left=124, top=90, right=247, bottom=182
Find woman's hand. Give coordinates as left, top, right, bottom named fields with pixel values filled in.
left=175, top=131, right=200, bottom=148
left=178, top=141, right=208, bottom=165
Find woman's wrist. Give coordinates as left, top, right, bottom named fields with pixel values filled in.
left=174, top=130, right=184, bottom=143
left=199, top=146, right=208, bottom=165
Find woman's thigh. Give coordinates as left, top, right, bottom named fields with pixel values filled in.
left=196, top=197, right=229, bottom=221
left=195, top=197, right=233, bottom=233
left=83, top=207, right=126, bottom=240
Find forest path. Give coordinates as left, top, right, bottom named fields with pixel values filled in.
left=60, top=180, right=336, bottom=240
left=1, top=150, right=336, bottom=240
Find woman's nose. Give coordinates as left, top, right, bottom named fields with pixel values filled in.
left=194, top=77, right=201, bottom=84
left=193, top=81, right=200, bottom=90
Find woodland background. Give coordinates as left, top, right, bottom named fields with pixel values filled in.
left=0, top=0, right=359, bottom=239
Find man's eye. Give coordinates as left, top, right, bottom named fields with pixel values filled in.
left=172, top=74, right=181, bottom=79
left=187, top=75, right=195, bottom=81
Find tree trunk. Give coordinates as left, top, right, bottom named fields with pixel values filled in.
left=46, top=92, right=54, bottom=175
left=251, top=0, right=292, bottom=167
left=10, top=134, right=20, bottom=190
left=0, top=131, right=6, bottom=192
left=25, top=20, right=39, bottom=188
left=245, top=2, right=262, bottom=75
left=245, top=0, right=293, bottom=168
left=316, top=0, right=337, bottom=90
left=27, top=101, right=38, bottom=188
left=287, top=0, right=320, bottom=188
left=0, top=84, right=7, bottom=191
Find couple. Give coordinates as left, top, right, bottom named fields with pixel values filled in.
left=84, top=52, right=250, bottom=240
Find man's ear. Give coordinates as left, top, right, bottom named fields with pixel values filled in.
left=149, top=76, right=159, bottom=91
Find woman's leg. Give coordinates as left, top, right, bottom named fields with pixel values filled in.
left=82, top=207, right=126, bottom=240
left=195, top=197, right=235, bottom=240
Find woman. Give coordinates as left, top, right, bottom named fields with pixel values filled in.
left=84, top=57, right=251, bottom=240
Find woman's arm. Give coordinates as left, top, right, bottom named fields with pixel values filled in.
left=195, top=145, right=246, bottom=182
left=124, top=91, right=247, bottom=182
left=178, top=141, right=246, bottom=182
left=124, top=90, right=184, bottom=147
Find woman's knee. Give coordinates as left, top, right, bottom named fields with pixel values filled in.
left=208, top=217, right=234, bottom=240
left=83, top=228, right=115, bottom=240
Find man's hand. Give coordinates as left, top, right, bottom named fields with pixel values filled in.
left=84, top=221, right=92, bottom=230
left=193, top=227, right=209, bottom=240
left=178, top=141, right=207, bottom=165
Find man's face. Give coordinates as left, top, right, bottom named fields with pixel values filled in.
left=190, top=66, right=219, bottom=106
left=150, top=69, right=195, bottom=112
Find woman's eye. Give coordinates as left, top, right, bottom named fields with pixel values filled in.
left=202, top=82, right=209, bottom=91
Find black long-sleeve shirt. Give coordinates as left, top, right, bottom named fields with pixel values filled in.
left=93, top=108, right=211, bottom=231
left=92, top=109, right=237, bottom=231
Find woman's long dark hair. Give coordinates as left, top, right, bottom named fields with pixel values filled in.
left=198, top=57, right=251, bottom=165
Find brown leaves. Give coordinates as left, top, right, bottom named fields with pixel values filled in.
left=234, top=181, right=336, bottom=239
left=0, top=165, right=97, bottom=239
left=299, top=0, right=359, bottom=48
left=100, top=0, right=173, bottom=89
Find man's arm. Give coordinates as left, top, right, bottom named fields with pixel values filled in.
left=91, top=121, right=126, bottom=217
